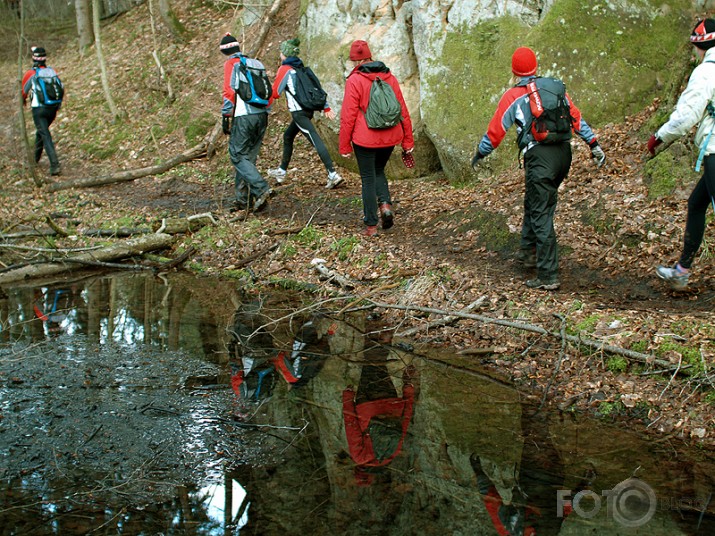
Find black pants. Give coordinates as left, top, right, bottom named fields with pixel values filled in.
left=522, top=143, right=572, bottom=280
left=354, top=144, right=394, bottom=227
left=228, top=113, right=270, bottom=204
left=32, top=105, right=60, bottom=168
left=281, top=110, right=334, bottom=174
left=679, top=153, right=715, bottom=268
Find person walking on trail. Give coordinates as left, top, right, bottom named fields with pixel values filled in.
left=339, top=40, right=414, bottom=237
left=472, top=46, right=606, bottom=291
left=220, top=33, right=272, bottom=212
left=267, top=38, right=344, bottom=190
left=21, top=46, right=63, bottom=176
left=650, top=19, right=715, bottom=291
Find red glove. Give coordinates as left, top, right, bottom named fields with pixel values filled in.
left=647, top=135, right=662, bottom=156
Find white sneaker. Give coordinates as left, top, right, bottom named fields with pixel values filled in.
left=267, top=167, right=286, bottom=183
left=326, top=170, right=343, bottom=189
left=656, top=264, right=690, bottom=290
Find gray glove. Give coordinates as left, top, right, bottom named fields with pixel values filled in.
left=590, top=141, right=606, bottom=168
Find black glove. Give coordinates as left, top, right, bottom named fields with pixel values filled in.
left=471, top=151, right=484, bottom=170
left=222, top=116, right=231, bottom=135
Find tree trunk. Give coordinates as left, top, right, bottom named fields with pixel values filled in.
left=17, top=0, right=42, bottom=187
left=148, top=0, right=174, bottom=101
left=75, top=0, right=94, bottom=56
left=0, top=233, right=175, bottom=286
left=92, top=0, right=122, bottom=120
left=158, top=0, right=186, bottom=42
left=248, top=0, right=285, bottom=58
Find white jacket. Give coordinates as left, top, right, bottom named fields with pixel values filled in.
left=657, top=47, right=715, bottom=155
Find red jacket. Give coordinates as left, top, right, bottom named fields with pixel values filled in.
left=339, top=61, right=414, bottom=154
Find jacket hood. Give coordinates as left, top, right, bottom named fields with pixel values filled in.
left=282, top=56, right=304, bottom=69
left=356, top=61, right=390, bottom=76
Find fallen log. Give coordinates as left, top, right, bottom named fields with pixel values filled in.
left=370, top=300, right=675, bottom=370
left=0, top=233, right=175, bottom=285
left=46, top=124, right=223, bottom=192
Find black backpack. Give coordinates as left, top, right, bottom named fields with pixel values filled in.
left=290, top=66, right=328, bottom=111
left=32, top=66, right=64, bottom=106
left=363, top=76, right=403, bottom=129
left=520, top=77, right=572, bottom=146
left=234, top=56, right=271, bottom=108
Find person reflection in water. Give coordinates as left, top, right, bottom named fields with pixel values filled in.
left=32, top=286, right=77, bottom=338
left=272, top=318, right=332, bottom=387
left=470, top=408, right=590, bottom=535
left=229, top=305, right=332, bottom=416
left=228, top=298, right=278, bottom=415
left=342, top=331, right=417, bottom=486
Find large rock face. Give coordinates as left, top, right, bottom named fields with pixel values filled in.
left=300, top=0, right=695, bottom=180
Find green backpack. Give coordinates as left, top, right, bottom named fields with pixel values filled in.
left=363, top=77, right=403, bottom=129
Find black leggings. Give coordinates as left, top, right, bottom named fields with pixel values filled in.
left=353, top=144, right=394, bottom=226
left=280, top=110, right=334, bottom=173
left=32, top=105, right=59, bottom=167
left=679, top=154, right=715, bottom=268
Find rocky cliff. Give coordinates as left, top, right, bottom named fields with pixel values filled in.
left=299, top=0, right=699, bottom=179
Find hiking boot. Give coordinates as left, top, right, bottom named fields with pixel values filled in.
left=517, top=249, right=536, bottom=268
left=362, top=225, right=378, bottom=237
left=656, top=264, right=690, bottom=290
left=326, top=170, right=344, bottom=189
left=50, top=165, right=61, bottom=176
left=252, top=189, right=271, bottom=212
left=267, top=167, right=286, bottom=183
left=379, top=203, right=394, bottom=230
left=525, top=277, right=560, bottom=291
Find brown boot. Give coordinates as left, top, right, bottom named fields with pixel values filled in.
left=379, top=203, right=394, bottom=229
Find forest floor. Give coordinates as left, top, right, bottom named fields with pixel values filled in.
left=0, top=1, right=714, bottom=455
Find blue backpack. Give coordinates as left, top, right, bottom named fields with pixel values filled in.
left=32, top=66, right=64, bottom=106
left=233, top=56, right=271, bottom=108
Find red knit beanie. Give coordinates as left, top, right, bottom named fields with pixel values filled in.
left=349, top=40, right=372, bottom=61
left=511, top=47, right=538, bottom=76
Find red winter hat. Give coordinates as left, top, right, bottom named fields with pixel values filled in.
left=512, top=47, right=538, bottom=76
left=349, top=40, right=372, bottom=61
left=691, top=19, right=715, bottom=50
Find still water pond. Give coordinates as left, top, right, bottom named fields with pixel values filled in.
left=0, top=272, right=713, bottom=535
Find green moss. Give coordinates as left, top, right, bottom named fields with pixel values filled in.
left=330, top=236, right=359, bottom=261
left=184, top=112, right=215, bottom=145
left=293, top=225, right=323, bottom=248
left=567, top=313, right=600, bottom=335
left=643, top=147, right=699, bottom=198
left=630, top=340, right=649, bottom=353
left=596, top=399, right=625, bottom=419
left=606, top=356, right=628, bottom=374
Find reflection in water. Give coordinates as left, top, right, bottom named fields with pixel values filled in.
left=1, top=273, right=714, bottom=534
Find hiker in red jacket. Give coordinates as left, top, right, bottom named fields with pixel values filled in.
left=21, top=46, right=63, bottom=176
left=472, top=47, right=605, bottom=291
left=220, top=33, right=272, bottom=212
left=268, top=38, right=343, bottom=189
left=339, top=40, right=414, bottom=237
left=342, top=361, right=416, bottom=485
